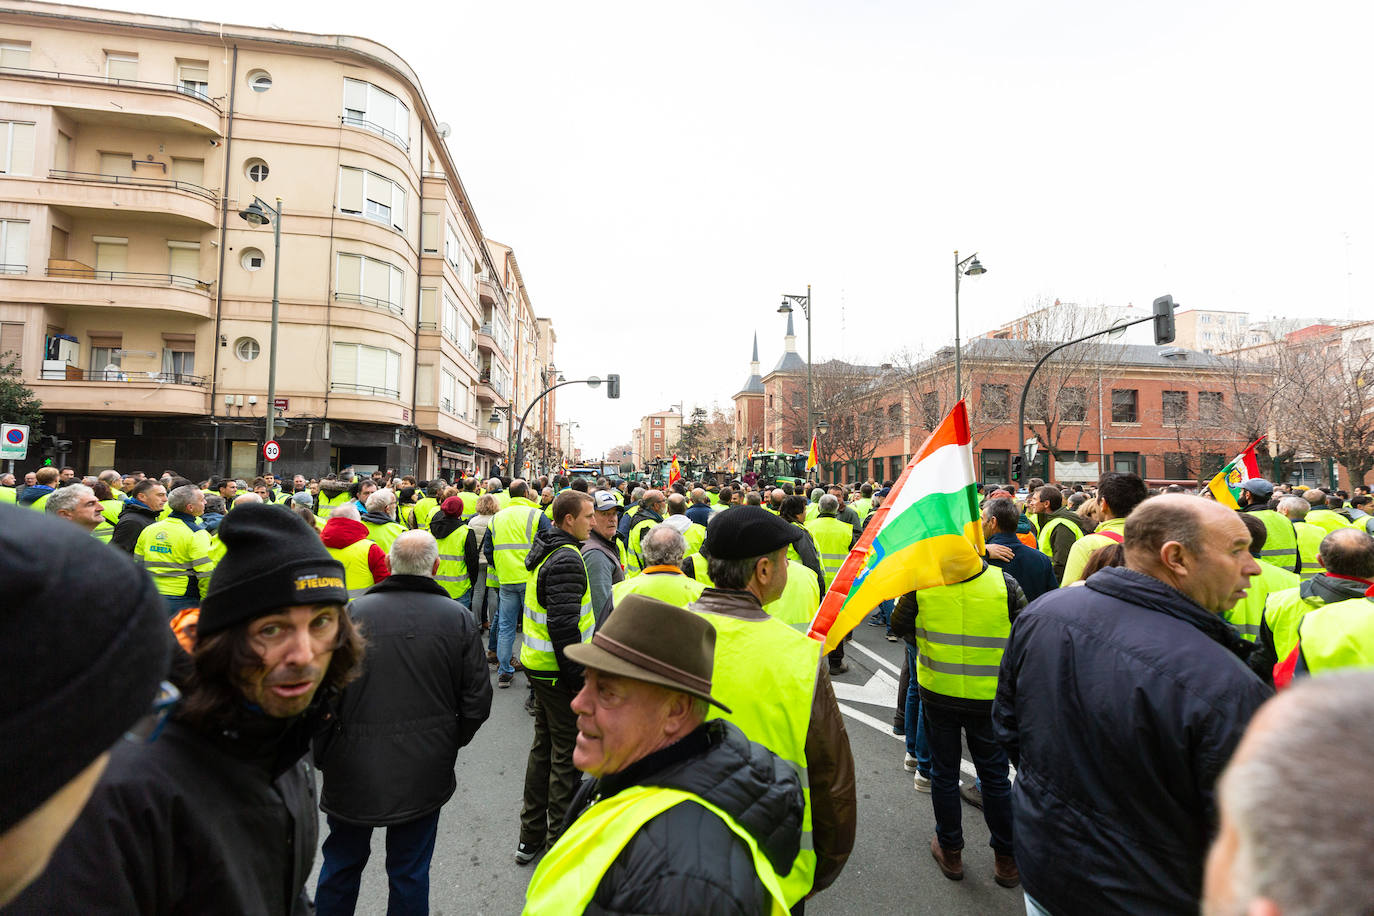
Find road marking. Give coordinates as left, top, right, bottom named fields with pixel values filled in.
left=847, top=639, right=901, bottom=675
left=833, top=669, right=900, bottom=708
left=837, top=702, right=1017, bottom=784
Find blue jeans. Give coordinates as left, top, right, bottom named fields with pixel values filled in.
left=903, top=644, right=930, bottom=775
left=457, top=591, right=472, bottom=610
left=923, top=701, right=1014, bottom=855
left=872, top=598, right=895, bottom=626
left=164, top=595, right=199, bottom=618
left=494, top=583, right=524, bottom=675
left=316, top=809, right=441, bottom=916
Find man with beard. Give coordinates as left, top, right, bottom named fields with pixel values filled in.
left=8, top=503, right=365, bottom=915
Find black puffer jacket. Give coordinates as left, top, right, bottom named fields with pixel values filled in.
left=565, top=719, right=803, bottom=916
left=314, top=575, right=493, bottom=825
left=8, top=707, right=325, bottom=915
left=525, top=526, right=591, bottom=683
left=110, top=499, right=160, bottom=553
left=993, top=567, right=1271, bottom=915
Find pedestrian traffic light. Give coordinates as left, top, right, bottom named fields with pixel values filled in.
left=1153, top=295, right=1176, bottom=345
left=1011, top=454, right=1023, bottom=482
left=606, top=373, right=620, bottom=399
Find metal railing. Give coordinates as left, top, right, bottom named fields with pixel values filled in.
left=330, top=382, right=400, bottom=398
left=340, top=115, right=410, bottom=151
left=418, top=320, right=438, bottom=331
left=38, top=368, right=206, bottom=385
left=0, top=65, right=222, bottom=111
left=49, top=169, right=217, bottom=200
left=333, top=291, right=404, bottom=316
left=0, top=263, right=26, bottom=275
left=45, top=265, right=211, bottom=291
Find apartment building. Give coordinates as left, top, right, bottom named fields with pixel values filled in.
left=631, top=410, right=682, bottom=466
left=0, top=1, right=553, bottom=481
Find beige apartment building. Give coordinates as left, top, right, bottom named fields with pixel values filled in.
left=631, top=409, right=682, bottom=466
left=0, top=1, right=554, bottom=481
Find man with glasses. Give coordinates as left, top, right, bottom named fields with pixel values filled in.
left=0, top=506, right=169, bottom=908
left=10, top=503, right=366, bottom=915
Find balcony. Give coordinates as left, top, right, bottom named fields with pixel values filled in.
left=478, top=274, right=500, bottom=304
left=474, top=370, right=509, bottom=406
left=47, top=262, right=211, bottom=292
left=1, top=66, right=222, bottom=135
left=26, top=169, right=221, bottom=227
left=29, top=369, right=208, bottom=415
left=0, top=260, right=214, bottom=318
left=329, top=382, right=401, bottom=399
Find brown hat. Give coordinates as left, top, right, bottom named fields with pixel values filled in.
left=565, top=594, right=731, bottom=713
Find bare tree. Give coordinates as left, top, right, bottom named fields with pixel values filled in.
left=1282, top=334, right=1374, bottom=486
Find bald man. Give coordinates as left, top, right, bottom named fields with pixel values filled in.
left=995, top=496, right=1272, bottom=915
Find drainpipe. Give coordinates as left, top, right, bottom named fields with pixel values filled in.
left=411, top=129, right=423, bottom=477
left=208, top=44, right=238, bottom=475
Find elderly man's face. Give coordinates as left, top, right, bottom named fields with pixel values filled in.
left=293, top=475, right=306, bottom=490
left=237, top=604, right=340, bottom=718
left=591, top=507, right=618, bottom=539
left=571, top=670, right=684, bottom=777
left=1179, top=513, right=1262, bottom=614
left=142, top=485, right=168, bottom=512
left=61, top=491, right=105, bottom=530
left=24, top=473, right=35, bottom=486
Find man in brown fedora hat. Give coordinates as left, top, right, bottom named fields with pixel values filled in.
left=522, top=594, right=803, bottom=915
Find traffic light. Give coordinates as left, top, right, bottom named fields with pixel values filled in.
left=1153, top=294, right=1176, bottom=345
left=1010, top=454, right=1023, bottom=482
left=606, top=373, right=620, bottom=399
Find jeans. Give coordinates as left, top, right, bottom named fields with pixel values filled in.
left=923, top=702, right=1014, bottom=855
left=316, top=810, right=441, bottom=916
left=493, top=583, right=524, bottom=675
left=872, top=598, right=895, bottom=626
left=164, top=595, right=199, bottom=618
left=520, top=677, right=581, bottom=847
left=903, top=644, right=930, bottom=775
left=457, top=591, right=472, bottom=610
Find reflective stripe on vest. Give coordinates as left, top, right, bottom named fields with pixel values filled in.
left=519, top=544, right=594, bottom=670
left=763, top=560, right=821, bottom=633
left=315, top=491, right=351, bottom=519
left=134, top=520, right=214, bottom=598
left=694, top=610, right=822, bottom=905
left=1296, top=598, right=1374, bottom=675
left=1252, top=509, right=1300, bottom=573
left=1295, top=522, right=1325, bottom=580
left=805, top=516, right=851, bottom=590
left=625, top=516, right=657, bottom=578
left=434, top=523, right=473, bottom=601
left=328, top=538, right=377, bottom=596
left=913, top=568, right=1010, bottom=700
left=1037, top=516, right=1082, bottom=558
left=492, top=502, right=542, bottom=585
left=523, top=784, right=788, bottom=916
left=1263, top=584, right=1328, bottom=662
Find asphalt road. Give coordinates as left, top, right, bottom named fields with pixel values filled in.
left=309, top=620, right=1025, bottom=915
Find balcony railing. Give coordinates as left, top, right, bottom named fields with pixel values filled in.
left=38, top=367, right=206, bottom=385
left=333, top=291, right=404, bottom=316
left=46, top=264, right=212, bottom=291
left=48, top=169, right=218, bottom=201
left=418, top=320, right=438, bottom=331
left=0, top=65, right=222, bottom=111
left=0, top=263, right=26, bottom=275
left=330, top=381, right=400, bottom=398
left=340, top=115, right=409, bottom=151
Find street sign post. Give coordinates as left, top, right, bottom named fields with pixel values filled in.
left=2, top=424, right=30, bottom=464
left=263, top=440, right=281, bottom=463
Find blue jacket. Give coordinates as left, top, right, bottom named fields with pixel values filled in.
left=617, top=504, right=662, bottom=541
left=986, top=532, right=1057, bottom=603
left=17, top=483, right=52, bottom=507
left=993, top=567, right=1271, bottom=915
left=685, top=503, right=713, bottom=527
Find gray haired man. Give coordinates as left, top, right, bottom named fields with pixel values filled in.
left=45, top=483, right=106, bottom=536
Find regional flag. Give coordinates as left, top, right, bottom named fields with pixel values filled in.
left=1205, top=436, right=1266, bottom=509
left=807, top=401, right=986, bottom=651
left=668, top=454, right=682, bottom=487
left=806, top=435, right=819, bottom=471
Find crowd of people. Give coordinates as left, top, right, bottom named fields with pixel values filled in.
left=1, top=460, right=1372, bottom=915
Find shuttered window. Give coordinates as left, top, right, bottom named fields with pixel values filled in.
left=170, top=157, right=204, bottom=187
left=0, top=321, right=22, bottom=371
left=167, top=242, right=200, bottom=283
left=332, top=343, right=401, bottom=397
left=419, top=287, right=437, bottom=328
left=53, top=132, right=70, bottom=171
left=105, top=53, right=137, bottom=81
left=0, top=220, right=27, bottom=274
left=99, top=151, right=132, bottom=177
left=94, top=237, right=128, bottom=273
left=421, top=213, right=439, bottom=254
left=416, top=363, right=435, bottom=405
left=335, top=252, right=404, bottom=314
left=338, top=166, right=405, bottom=231
left=0, top=42, right=30, bottom=69
left=177, top=60, right=209, bottom=100
left=0, top=121, right=34, bottom=175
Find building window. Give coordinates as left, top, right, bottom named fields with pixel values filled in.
left=1059, top=386, right=1087, bottom=422
left=1113, top=452, right=1140, bottom=475
left=421, top=213, right=439, bottom=254
left=93, top=236, right=128, bottom=274
left=90, top=334, right=122, bottom=377
left=99, top=151, right=132, bottom=177
left=0, top=219, right=28, bottom=274
left=235, top=337, right=260, bottom=361
left=335, top=252, right=404, bottom=315
left=0, top=321, right=22, bottom=371
left=1198, top=391, right=1224, bottom=424
left=177, top=60, right=209, bottom=100
left=1163, top=452, right=1192, bottom=480
left=240, top=247, right=264, bottom=271
left=244, top=158, right=269, bottom=182
left=0, top=41, right=31, bottom=69
left=1162, top=390, right=1189, bottom=424
left=246, top=69, right=272, bottom=92
left=104, top=52, right=137, bottom=81
left=1111, top=389, right=1138, bottom=423
left=653, top=418, right=662, bottom=426
left=889, top=455, right=904, bottom=480
left=338, top=166, right=405, bottom=232
left=342, top=78, right=410, bottom=149
left=440, top=369, right=456, bottom=414
left=1057, top=450, right=1088, bottom=463
left=1201, top=453, right=1226, bottom=478
left=167, top=241, right=201, bottom=285
left=920, top=391, right=940, bottom=429
left=887, top=403, right=902, bottom=433
left=331, top=342, right=401, bottom=398
left=980, top=449, right=1010, bottom=485
left=0, top=120, right=35, bottom=176
left=161, top=335, right=195, bottom=380
left=979, top=384, right=1010, bottom=420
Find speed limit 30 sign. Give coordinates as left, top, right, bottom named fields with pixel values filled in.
left=263, top=440, right=281, bottom=462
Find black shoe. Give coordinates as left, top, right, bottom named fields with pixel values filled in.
left=515, top=839, right=543, bottom=865
left=524, top=691, right=537, bottom=715
left=829, top=661, right=850, bottom=676
left=867, top=617, right=886, bottom=627
left=498, top=672, right=513, bottom=689
left=892, top=718, right=905, bottom=736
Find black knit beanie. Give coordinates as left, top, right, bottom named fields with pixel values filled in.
left=199, top=503, right=348, bottom=636
left=0, top=504, right=170, bottom=832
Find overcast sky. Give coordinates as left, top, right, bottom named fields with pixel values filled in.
left=111, top=0, right=1374, bottom=455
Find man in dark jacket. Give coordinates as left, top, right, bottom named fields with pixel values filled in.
left=314, top=530, right=492, bottom=916
left=983, top=498, right=1057, bottom=603
left=10, top=503, right=365, bottom=916
left=993, top=495, right=1272, bottom=915
left=516, top=489, right=595, bottom=865
left=523, top=593, right=803, bottom=914
left=110, top=477, right=167, bottom=553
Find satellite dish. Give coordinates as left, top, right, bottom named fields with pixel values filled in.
left=437, top=122, right=451, bottom=139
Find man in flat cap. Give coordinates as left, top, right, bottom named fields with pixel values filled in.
left=688, top=505, right=857, bottom=909
left=10, top=503, right=365, bottom=916
left=523, top=594, right=803, bottom=915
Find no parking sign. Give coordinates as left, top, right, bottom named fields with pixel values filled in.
left=1, top=424, right=28, bottom=460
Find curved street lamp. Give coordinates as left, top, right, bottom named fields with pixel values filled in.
left=953, top=251, right=987, bottom=400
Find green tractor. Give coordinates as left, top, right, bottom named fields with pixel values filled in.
left=747, top=451, right=809, bottom=488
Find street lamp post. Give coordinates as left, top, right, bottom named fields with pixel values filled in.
left=953, top=251, right=987, bottom=401
left=778, top=284, right=813, bottom=455
left=239, top=196, right=283, bottom=474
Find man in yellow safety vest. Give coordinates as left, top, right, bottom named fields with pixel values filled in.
left=611, top=525, right=704, bottom=609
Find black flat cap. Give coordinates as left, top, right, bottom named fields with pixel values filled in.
left=703, top=505, right=803, bottom=560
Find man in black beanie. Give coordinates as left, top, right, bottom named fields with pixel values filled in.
left=9, top=503, right=366, bottom=916
left=0, top=506, right=169, bottom=907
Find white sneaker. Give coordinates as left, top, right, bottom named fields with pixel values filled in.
left=903, top=753, right=919, bottom=773
left=913, top=773, right=932, bottom=793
